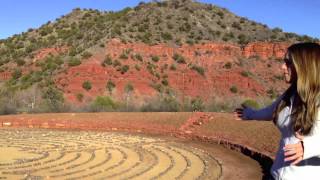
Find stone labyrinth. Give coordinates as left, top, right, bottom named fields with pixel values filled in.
left=0, top=129, right=221, bottom=179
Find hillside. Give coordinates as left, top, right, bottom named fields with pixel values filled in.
left=0, top=0, right=317, bottom=114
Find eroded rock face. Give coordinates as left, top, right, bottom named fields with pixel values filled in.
left=0, top=72, right=11, bottom=80
left=242, top=42, right=290, bottom=60
left=0, top=40, right=289, bottom=103
left=54, top=40, right=288, bottom=104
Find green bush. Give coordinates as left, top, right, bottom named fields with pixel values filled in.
left=191, top=64, right=205, bottom=76
left=238, top=34, right=248, bottom=45
left=141, top=96, right=180, bottom=112
left=76, top=93, right=84, bottom=102
left=68, top=57, right=81, bottom=67
left=82, top=81, right=92, bottom=91
left=232, top=22, right=242, bottom=30
left=101, top=55, right=113, bottom=67
left=15, top=59, right=26, bottom=66
left=11, top=69, right=22, bottom=80
left=91, top=96, right=117, bottom=112
left=242, top=99, right=260, bottom=109
left=119, top=52, right=128, bottom=60
left=42, top=86, right=65, bottom=112
left=172, top=53, right=186, bottom=64
left=161, top=32, right=173, bottom=40
left=124, top=83, right=134, bottom=94
left=161, top=79, right=169, bottom=86
left=120, top=65, right=129, bottom=74
left=230, top=85, right=238, bottom=93
left=151, top=55, right=160, bottom=62
left=82, top=51, right=92, bottom=59
left=240, top=70, right=252, bottom=77
left=113, top=59, right=121, bottom=67
left=106, top=80, right=116, bottom=95
left=224, top=62, right=232, bottom=69
left=170, top=64, right=177, bottom=71
left=134, top=54, right=143, bottom=61
left=191, top=97, right=205, bottom=111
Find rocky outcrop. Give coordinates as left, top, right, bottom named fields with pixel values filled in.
left=242, top=42, right=290, bottom=60
left=54, top=40, right=288, bottom=104
left=0, top=72, right=11, bottom=81
left=33, top=46, right=68, bottom=62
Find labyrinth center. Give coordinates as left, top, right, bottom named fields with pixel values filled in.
left=0, top=129, right=221, bottom=179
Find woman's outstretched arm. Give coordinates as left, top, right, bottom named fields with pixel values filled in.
left=235, top=94, right=283, bottom=121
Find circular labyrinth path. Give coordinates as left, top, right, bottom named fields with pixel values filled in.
left=0, top=129, right=221, bottom=180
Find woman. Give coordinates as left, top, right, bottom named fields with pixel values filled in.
left=235, top=42, right=320, bottom=180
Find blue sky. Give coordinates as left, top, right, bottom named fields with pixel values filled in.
left=0, top=0, right=319, bottom=40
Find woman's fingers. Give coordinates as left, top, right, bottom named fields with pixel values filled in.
left=233, top=108, right=244, bottom=120
left=291, top=156, right=303, bottom=165
left=284, top=141, right=304, bottom=165
left=284, top=149, right=296, bottom=156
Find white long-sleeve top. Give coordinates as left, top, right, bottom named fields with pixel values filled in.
left=243, top=95, right=320, bottom=180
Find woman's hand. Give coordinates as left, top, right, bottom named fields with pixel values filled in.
left=233, top=104, right=248, bottom=120
left=284, top=132, right=304, bottom=165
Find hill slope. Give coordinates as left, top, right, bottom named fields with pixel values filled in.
left=0, top=0, right=316, bottom=113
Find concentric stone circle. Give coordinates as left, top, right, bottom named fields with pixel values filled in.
left=0, top=129, right=221, bottom=179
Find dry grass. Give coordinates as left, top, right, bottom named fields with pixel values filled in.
left=197, top=112, right=280, bottom=155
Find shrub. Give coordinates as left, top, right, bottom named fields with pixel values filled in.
left=15, top=59, right=26, bottom=66
left=172, top=53, right=186, bottom=64
left=217, top=11, right=224, bottom=18
left=113, top=59, right=121, bottom=67
left=151, top=55, right=160, bottom=62
left=76, top=93, right=84, bottom=102
left=42, top=86, right=65, bottom=112
left=223, top=62, right=232, bottom=69
left=222, top=32, right=235, bottom=41
left=119, top=52, right=128, bottom=60
left=11, top=69, right=22, bottom=80
left=91, top=96, right=117, bottom=112
left=106, top=80, right=116, bottom=95
left=232, top=22, right=242, bottom=30
left=230, top=85, right=238, bottom=93
left=161, top=79, right=169, bottom=86
left=134, top=64, right=141, bottom=71
left=82, top=81, right=92, bottom=91
left=242, top=99, right=260, bottom=109
left=124, top=82, right=134, bottom=94
left=68, top=57, right=81, bottom=67
left=120, top=65, right=129, bottom=74
left=191, top=97, right=205, bottom=111
left=238, top=34, right=248, bottom=45
left=101, top=55, right=113, bottom=66
left=191, top=64, right=205, bottom=76
left=81, top=51, right=92, bottom=59
left=161, top=32, right=173, bottom=40
left=134, top=54, right=143, bottom=61
left=240, top=70, right=251, bottom=77
left=267, top=88, right=277, bottom=99
left=170, top=64, right=177, bottom=71
left=151, top=83, right=163, bottom=93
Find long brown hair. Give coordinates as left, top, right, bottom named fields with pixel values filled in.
left=273, top=42, right=320, bottom=135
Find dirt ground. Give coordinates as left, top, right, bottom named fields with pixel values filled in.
left=0, top=112, right=279, bottom=179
